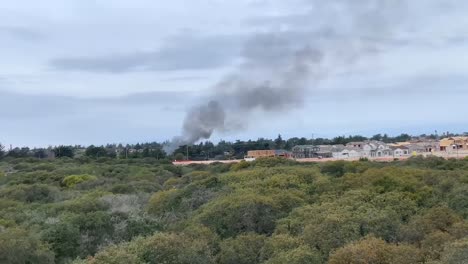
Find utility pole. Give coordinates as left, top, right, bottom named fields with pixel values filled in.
left=186, top=145, right=189, bottom=161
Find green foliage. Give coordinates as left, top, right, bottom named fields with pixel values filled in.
left=53, top=146, right=75, bottom=158
left=43, top=220, right=81, bottom=261
left=63, top=174, right=97, bottom=187
left=261, top=234, right=321, bottom=263
left=320, top=160, right=347, bottom=177
left=147, top=189, right=183, bottom=215
left=0, top=143, right=5, bottom=158
left=230, top=160, right=251, bottom=171
left=218, top=233, right=266, bottom=264
left=0, top=156, right=468, bottom=263
left=253, top=157, right=297, bottom=167
left=328, top=236, right=422, bottom=264
left=88, top=243, right=140, bottom=264
left=139, top=232, right=216, bottom=264
left=264, top=246, right=322, bottom=264
left=196, top=189, right=303, bottom=238
left=438, top=238, right=468, bottom=264
left=85, top=145, right=116, bottom=159
left=0, top=228, right=55, bottom=264
left=0, top=184, right=57, bottom=203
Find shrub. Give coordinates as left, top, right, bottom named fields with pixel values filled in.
left=62, top=174, right=97, bottom=188
left=218, top=233, right=266, bottom=264
left=0, top=228, right=55, bottom=264
left=329, top=236, right=422, bottom=264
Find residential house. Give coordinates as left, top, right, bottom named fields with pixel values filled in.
left=292, top=145, right=319, bottom=158
left=292, top=145, right=345, bottom=158
left=390, top=146, right=410, bottom=157
left=333, top=147, right=364, bottom=159
left=349, top=141, right=392, bottom=158
left=439, top=137, right=468, bottom=151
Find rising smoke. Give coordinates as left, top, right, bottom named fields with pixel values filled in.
left=165, top=0, right=407, bottom=153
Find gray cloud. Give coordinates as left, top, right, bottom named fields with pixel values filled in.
left=0, top=26, right=43, bottom=41
left=49, top=33, right=244, bottom=73
left=0, top=90, right=197, bottom=119
left=2, top=0, right=468, bottom=147
left=0, top=90, right=199, bottom=146
left=160, top=76, right=208, bottom=82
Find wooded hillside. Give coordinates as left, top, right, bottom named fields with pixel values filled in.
left=0, top=156, right=467, bottom=263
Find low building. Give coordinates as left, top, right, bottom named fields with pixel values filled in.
left=346, top=141, right=392, bottom=158
left=390, top=146, right=410, bottom=157
left=333, top=147, right=364, bottom=159
left=346, top=142, right=366, bottom=148
left=439, top=137, right=468, bottom=151
left=292, top=145, right=319, bottom=158
left=453, top=137, right=468, bottom=150
left=292, top=145, right=345, bottom=158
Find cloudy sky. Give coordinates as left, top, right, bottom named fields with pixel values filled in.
left=1, top=0, right=468, bottom=147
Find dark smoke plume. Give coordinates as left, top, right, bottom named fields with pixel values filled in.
left=165, top=0, right=407, bottom=153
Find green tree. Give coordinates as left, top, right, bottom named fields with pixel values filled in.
left=43, top=222, right=81, bottom=261
left=88, top=243, right=140, bottom=264
left=140, top=232, right=215, bottom=264
left=85, top=145, right=110, bottom=158
left=264, top=246, right=322, bottom=264
left=7, top=147, right=30, bottom=158
left=437, top=238, right=468, bottom=264
left=274, top=134, right=284, bottom=149
left=261, top=234, right=322, bottom=263
left=0, top=143, right=5, bottom=158
left=329, top=236, right=422, bottom=264
left=53, top=145, right=74, bottom=158
left=62, top=174, right=98, bottom=188
left=147, top=189, right=183, bottom=215
left=174, top=153, right=186, bottom=161
left=218, top=233, right=266, bottom=264
left=0, top=228, right=55, bottom=264
left=196, top=191, right=286, bottom=238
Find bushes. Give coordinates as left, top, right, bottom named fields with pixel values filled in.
left=261, top=234, right=322, bottom=264
left=63, top=174, right=97, bottom=188
left=140, top=232, right=216, bottom=264
left=1, top=157, right=468, bottom=263
left=0, top=184, right=57, bottom=203
left=264, top=246, right=322, bottom=264
left=218, top=233, right=266, bottom=264
left=0, top=228, right=55, bottom=264
left=89, top=243, right=140, bottom=264
left=328, top=236, right=422, bottom=264
left=147, top=189, right=183, bottom=215
left=196, top=191, right=287, bottom=238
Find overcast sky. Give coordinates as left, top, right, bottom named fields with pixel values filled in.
left=1, top=0, right=468, bottom=147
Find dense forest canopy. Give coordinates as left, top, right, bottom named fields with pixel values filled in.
left=0, top=155, right=468, bottom=263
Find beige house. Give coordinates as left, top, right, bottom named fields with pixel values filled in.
left=439, top=137, right=468, bottom=151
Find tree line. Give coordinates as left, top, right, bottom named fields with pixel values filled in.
left=0, top=132, right=458, bottom=161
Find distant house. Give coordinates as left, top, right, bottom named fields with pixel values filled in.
left=345, top=141, right=392, bottom=158
left=390, top=139, right=438, bottom=154
left=333, top=147, right=364, bottom=159
left=292, top=145, right=344, bottom=158
left=292, top=145, right=319, bottom=158
left=390, top=146, right=410, bottom=157
left=346, top=142, right=365, bottom=148
left=439, top=137, right=468, bottom=151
